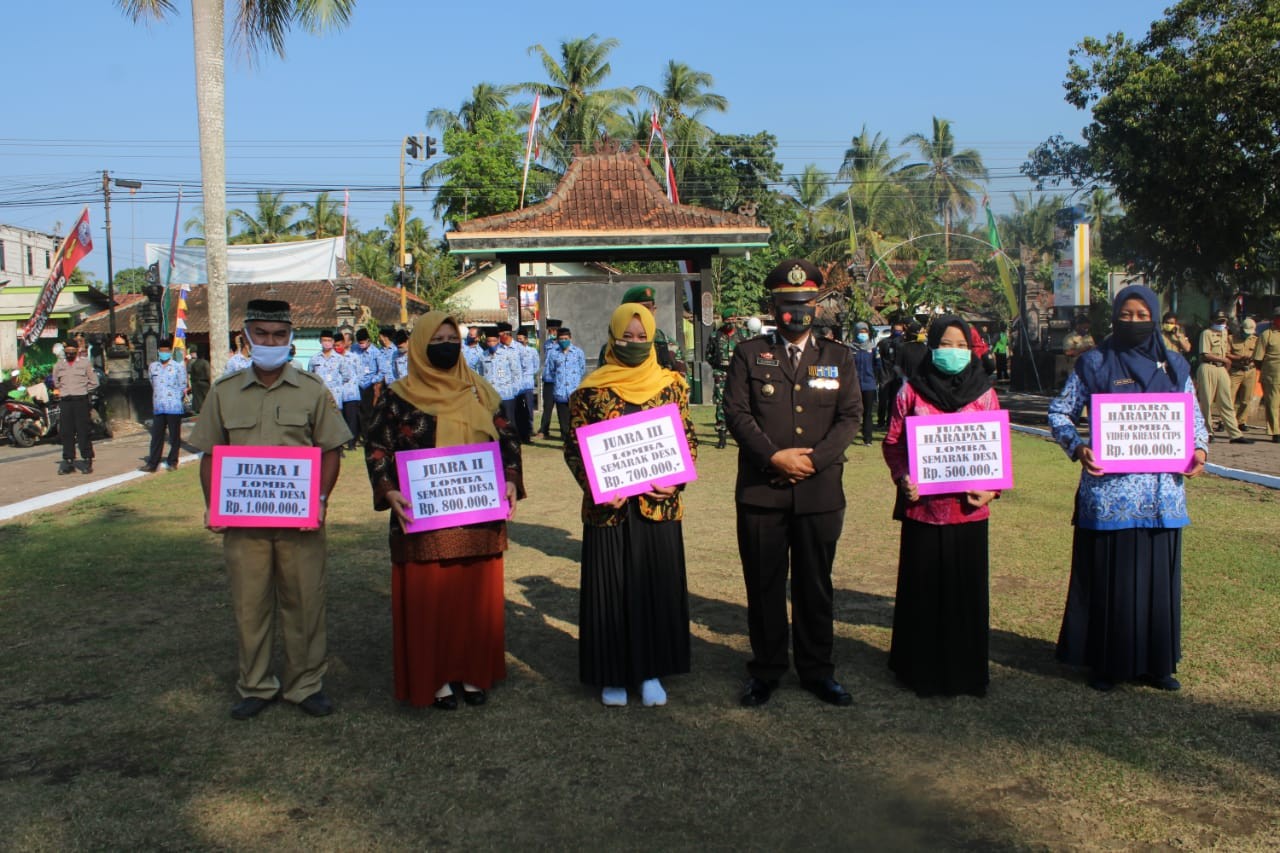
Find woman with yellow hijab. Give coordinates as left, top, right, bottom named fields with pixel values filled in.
left=364, top=312, right=525, bottom=710
left=564, top=303, right=698, bottom=707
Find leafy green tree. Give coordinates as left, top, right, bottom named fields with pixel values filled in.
left=839, top=126, right=914, bottom=257
left=1023, top=0, right=1280, bottom=292
left=347, top=227, right=392, bottom=284
left=117, top=0, right=354, bottom=374
left=229, top=190, right=299, bottom=244
left=521, top=34, right=636, bottom=163
left=784, top=164, right=832, bottom=252
left=296, top=191, right=343, bottom=239
left=112, top=266, right=149, bottom=294
left=877, top=252, right=970, bottom=318
left=899, top=117, right=988, bottom=257
left=429, top=113, right=525, bottom=224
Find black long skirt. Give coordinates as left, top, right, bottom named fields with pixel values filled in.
left=579, top=501, right=691, bottom=688
left=1056, top=526, right=1182, bottom=682
left=889, top=518, right=990, bottom=697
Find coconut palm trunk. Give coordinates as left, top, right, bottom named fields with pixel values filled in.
left=192, top=0, right=229, bottom=376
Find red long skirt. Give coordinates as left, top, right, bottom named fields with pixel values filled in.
left=391, top=555, right=507, bottom=707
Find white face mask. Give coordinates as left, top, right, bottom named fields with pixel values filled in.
left=245, top=327, right=293, bottom=371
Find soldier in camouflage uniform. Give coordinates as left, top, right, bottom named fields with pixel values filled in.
left=706, top=311, right=747, bottom=448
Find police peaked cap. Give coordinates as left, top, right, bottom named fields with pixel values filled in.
left=763, top=259, right=822, bottom=300
left=244, top=299, right=292, bottom=324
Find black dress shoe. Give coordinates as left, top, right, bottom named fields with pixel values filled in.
left=801, top=677, right=853, bottom=707
left=230, top=695, right=275, bottom=720
left=1144, top=674, right=1181, bottom=691
left=1229, top=437, right=1252, bottom=444
left=716, top=433, right=727, bottom=449
left=432, top=693, right=459, bottom=711
left=740, top=677, right=778, bottom=707
left=297, top=691, right=335, bottom=717
left=79, top=460, right=93, bottom=474
left=461, top=688, right=487, bottom=707
left=58, top=461, right=74, bottom=475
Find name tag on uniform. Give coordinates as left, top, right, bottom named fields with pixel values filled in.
left=756, top=355, right=779, bottom=366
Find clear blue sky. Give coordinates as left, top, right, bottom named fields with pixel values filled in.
left=0, top=0, right=1171, bottom=284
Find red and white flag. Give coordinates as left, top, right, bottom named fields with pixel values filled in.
left=520, top=94, right=542, bottom=209
left=19, top=208, right=93, bottom=346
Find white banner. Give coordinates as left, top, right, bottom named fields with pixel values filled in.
left=146, top=237, right=344, bottom=285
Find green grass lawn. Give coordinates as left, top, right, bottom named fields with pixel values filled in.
left=1, top=406, right=1277, bottom=850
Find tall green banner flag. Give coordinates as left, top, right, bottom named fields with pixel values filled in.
left=985, top=204, right=1018, bottom=315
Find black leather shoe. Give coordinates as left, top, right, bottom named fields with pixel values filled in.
left=1229, top=437, right=1252, bottom=444
left=297, top=691, right=335, bottom=717
left=461, top=688, right=487, bottom=707
left=432, top=694, right=459, bottom=711
left=230, top=695, right=275, bottom=720
left=79, top=460, right=93, bottom=474
left=740, top=677, right=778, bottom=707
left=801, top=677, right=853, bottom=707
left=1144, top=674, right=1181, bottom=691
left=716, top=433, right=727, bottom=449
left=58, top=461, right=74, bottom=475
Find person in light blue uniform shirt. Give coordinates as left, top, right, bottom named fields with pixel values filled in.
left=479, top=324, right=523, bottom=429
left=375, top=329, right=397, bottom=385
left=143, top=336, right=188, bottom=472
left=463, top=326, right=485, bottom=373
left=513, top=329, right=540, bottom=443
left=225, top=334, right=252, bottom=375
left=392, top=329, right=410, bottom=381
left=308, top=329, right=355, bottom=409
left=354, top=328, right=383, bottom=435
left=338, top=331, right=362, bottom=450
left=546, top=326, right=586, bottom=441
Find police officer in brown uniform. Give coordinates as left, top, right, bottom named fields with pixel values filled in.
left=725, top=259, right=861, bottom=707
left=190, top=299, right=352, bottom=720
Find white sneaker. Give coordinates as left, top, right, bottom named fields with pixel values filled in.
left=601, top=687, right=627, bottom=707
left=641, top=678, right=667, bottom=707
left=161, top=462, right=174, bottom=471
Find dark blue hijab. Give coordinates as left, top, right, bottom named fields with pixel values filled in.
left=1076, top=284, right=1189, bottom=394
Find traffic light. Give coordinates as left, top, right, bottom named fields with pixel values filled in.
left=404, top=136, right=421, bottom=159
left=424, top=136, right=438, bottom=158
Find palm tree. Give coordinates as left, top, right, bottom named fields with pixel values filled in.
left=634, top=60, right=728, bottom=186
left=427, top=82, right=518, bottom=134
left=785, top=164, right=831, bottom=252
left=296, top=191, right=343, bottom=239
left=1085, top=186, right=1117, bottom=251
left=900, top=117, right=988, bottom=257
left=347, top=227, right=392, bottom=283
left=1001, top=192, right=1065, bottom=261
left=229, top=190, right=299, bottom=244
left=181, top=207, right=235, bottom=246
left=520, top=34, right=636, bottom=163
left=840, top=126, right=914, bottom=257
left=117, top=0, right=354, bottom=373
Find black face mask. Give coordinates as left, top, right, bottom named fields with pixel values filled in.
left=426, top=341, right=461, bottom=369
left=1113, top=320, right=1156, bottom=348
left=775, top=303, right=815, bottom=335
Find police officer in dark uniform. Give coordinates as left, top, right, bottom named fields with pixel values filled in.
left=725, top=259, right=861, bottom=707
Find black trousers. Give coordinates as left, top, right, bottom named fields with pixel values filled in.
left=342, top=400, right=360, bottom=448
left=359, top=385, right=377, bottom=437
left=538, top=381, right=556, bottom=433
left=860, top=389, right=877, bottom=443
left=499, top=398, right=519, bottom=433
left=554, top=400, right=572, bottom=441
left=877, top=377, right=902, bottom=426
left=60, top=395, right=93, bottom=462
left=514, top=389, right=535, bottom=441
left=736, top=505, right=844, bottom=681
left=995, top=352, right=1009, bottom=381
left=147, top=413, right=183, bottom=468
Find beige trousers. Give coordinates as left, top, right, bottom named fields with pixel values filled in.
left=1230, top=369, right=1257, bottom=425
left=224, top=527, right=328, bottom=703
left=1196, top=363, right=1241, bottom=439
left=1262, top=369, right=1280, bottom=436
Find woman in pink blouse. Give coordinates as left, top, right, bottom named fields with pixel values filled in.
left=882, top=316, right=1001, bottom=697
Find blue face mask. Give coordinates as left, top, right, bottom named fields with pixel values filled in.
left=856, top=333, right=869, bottom=343
left=158, top=352, right=172, bottom=362
left=558, top=339, right=572, bottom=350
left=931, top=347, right=971, bottom=375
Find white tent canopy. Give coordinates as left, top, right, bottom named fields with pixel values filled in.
left=144, top=237, right=345, bottom=285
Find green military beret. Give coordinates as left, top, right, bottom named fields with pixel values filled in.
left=621, top=285, right=656, bottom=304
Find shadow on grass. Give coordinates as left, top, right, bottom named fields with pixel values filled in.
left=507, top=520, right=581, bottom=561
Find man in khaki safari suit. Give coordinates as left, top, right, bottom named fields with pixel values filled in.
left=190, top=299, right=351, bottom=721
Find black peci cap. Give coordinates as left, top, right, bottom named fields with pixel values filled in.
left=244, top=299, right=292, bottom=324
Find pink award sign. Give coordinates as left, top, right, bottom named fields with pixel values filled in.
left=209, top=445, right=322, bottom=528
left=1089, top=392, right=1195, bottom=474
left=574, top=403, right=696, bottom=504
left=394, top=442, right=509, bottom=533
left=906, top=410, right=1014, bottom=496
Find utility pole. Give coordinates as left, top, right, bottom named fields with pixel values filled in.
left=102, top=171, right=116, bottom=338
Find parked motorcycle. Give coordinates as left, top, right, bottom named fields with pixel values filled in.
left=2, top=387, right=112, bottom=448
